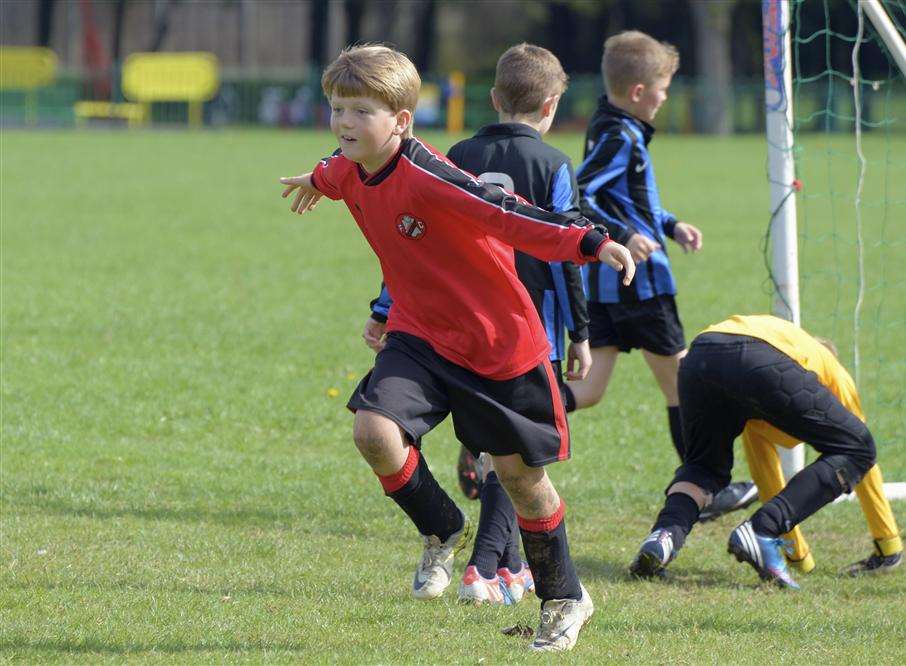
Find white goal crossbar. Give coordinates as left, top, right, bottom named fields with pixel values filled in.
left=863, top=0, right=906, bottom=78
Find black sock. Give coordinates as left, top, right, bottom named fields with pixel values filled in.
left=750, top=458, right=847, bottom=537
left=561, top=384, right=577, bottom=413
left=468, top=472, right=518, bottom=578
left=652, top=492, right=699, bottom=551
left=519, top=502, right=582, bottom=601
left=667, top=406, right=685, bottom=460
left=382, top=449, right=463, bottom=541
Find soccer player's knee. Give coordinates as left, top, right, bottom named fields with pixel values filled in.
left=352, top=415, right=396, bottom=463
left=816, top=451, right=871, bottom=495
left=584, top=390, right=605, bottom=408
left=495, top=467, right=535, bottom=498
left=831, top=423, right=877, bottom=482
left=496, top=465, right=553, bottom=513
left=856, top=427, right=877, bottom=472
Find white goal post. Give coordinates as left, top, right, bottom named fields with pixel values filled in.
left=762, top=0, right=804, bottom=480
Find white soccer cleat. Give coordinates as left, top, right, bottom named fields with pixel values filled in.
left=411, top=514, right=471, bottom=600
left=458, top=565, right=507, bottom=605
left=529, top=583, right=594, bottom=652
left=497, top=562, right=534, bottom=604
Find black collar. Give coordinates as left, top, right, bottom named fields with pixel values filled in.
left=356, top=139, right=410, bottom=186
left=596, top=95, right=655, bottom=143
left=475, top=122, right=543, bottom=142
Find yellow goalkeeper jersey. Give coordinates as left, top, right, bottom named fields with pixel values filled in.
left=701, top=314, right=901, bottom=565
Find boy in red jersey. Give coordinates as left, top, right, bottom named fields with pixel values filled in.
left=365, top=43, right=593, bottom=608
left=279, top=44, right=634, bottom=652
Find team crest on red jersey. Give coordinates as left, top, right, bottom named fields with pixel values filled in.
left=396, top=213, right=427, bottom=240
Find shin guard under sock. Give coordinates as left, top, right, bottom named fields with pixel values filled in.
left=750, top=458, right=848, bottom=536
left=652, top=492, right=699, bottom=551
left=667, top=406, right=685, bottom=460
left=518, top=500, right=581, bottom=601
left=468, top=472, right=518, bottom=578
left=378, top=447, right=463, bottom=541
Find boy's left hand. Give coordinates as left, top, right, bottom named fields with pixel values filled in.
left=363, top=317, right=387, bottom=353
left=673, top=222, right=703, bottom=253
left=566, top=339, right=592, bottom=380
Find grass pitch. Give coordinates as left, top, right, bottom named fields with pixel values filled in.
left=2, top=128, right=904, bottom=663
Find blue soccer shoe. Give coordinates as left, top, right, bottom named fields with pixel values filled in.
left=728, top=520, right=800, bottom=590
left=629, top=529, right=676, bottom=579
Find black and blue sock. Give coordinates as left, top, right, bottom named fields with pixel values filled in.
left=468, top=471, right=521, bottom=578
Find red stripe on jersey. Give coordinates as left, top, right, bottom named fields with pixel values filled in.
left=542, top=359, right=570, bottom=461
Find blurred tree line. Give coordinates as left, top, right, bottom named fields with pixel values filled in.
left=26, top=0, right=903, bottom=133
left=331, top=0, right=900, bottom=134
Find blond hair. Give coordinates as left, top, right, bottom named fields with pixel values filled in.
left=321, top=44, right=421, bottom=136
left=602, top=31, right=679, bottom=97
left=494, top=43, right=569, bottom=116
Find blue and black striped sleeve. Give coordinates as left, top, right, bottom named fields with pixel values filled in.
left=661, top=210, right=678, bottom=239
left=577, top=131, right=635, bottom=245
left=548, top=162, right=589, bottom=342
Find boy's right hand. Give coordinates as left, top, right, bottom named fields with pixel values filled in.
left=279, top=172, right=322, bottom=215
left=566, top=339, right=592, bottom=380
left=363, top=317, right=387, bottom=353
left=597, top=241, right=636, bottom=286
left=626, top=233, right=662, bottom=263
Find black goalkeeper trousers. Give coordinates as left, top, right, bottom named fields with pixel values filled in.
left=669, top=332, right=875, bottom=495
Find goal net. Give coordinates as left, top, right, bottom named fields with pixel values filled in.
left=763, top=0, right=906, bottom=493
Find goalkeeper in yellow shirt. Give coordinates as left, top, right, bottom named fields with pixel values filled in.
left=629, top=314, right=902, bottom=588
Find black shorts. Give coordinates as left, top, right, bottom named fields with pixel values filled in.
left=672, top=332, right=876, bottom=494
left=348, top=332, right=570, bottom=467
left=587, top=294, right=686, bottom=356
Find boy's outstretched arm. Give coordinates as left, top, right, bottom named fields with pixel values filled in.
left=410, top=150, right=635, bottom=285
left=279, top=172, right=323, bottom=215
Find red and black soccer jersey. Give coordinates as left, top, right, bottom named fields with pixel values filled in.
left=311, top=137, right=608, bottom=380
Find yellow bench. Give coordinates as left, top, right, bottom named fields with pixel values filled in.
left=0, top=46, right=57, bottom=125
left=73, top=101, right=148, bottom=128
left=75, top=52, right=220, bottom=128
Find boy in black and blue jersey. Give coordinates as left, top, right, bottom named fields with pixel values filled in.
left=567, top=30, right=755, bottom=518
left=365, top=43, right=593, bottom=607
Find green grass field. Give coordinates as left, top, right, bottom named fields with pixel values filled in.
left=2, top=129, right=904, bottom=663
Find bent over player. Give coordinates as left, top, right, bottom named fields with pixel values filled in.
left=629, top=315, right=885, bottom=589
left=279, top=45, right=635, bottom=651
left=740, top=354, right=902, bottom=576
